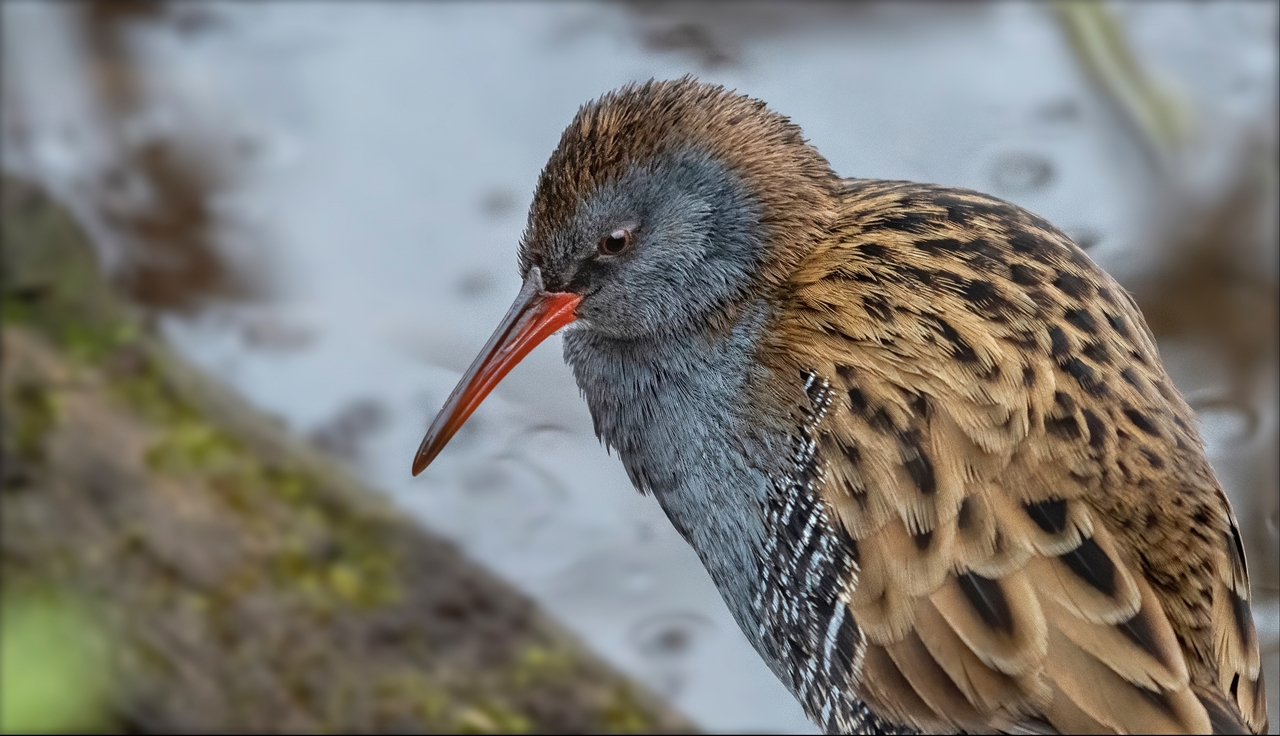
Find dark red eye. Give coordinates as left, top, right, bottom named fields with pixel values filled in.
left=598, top=228, right=633, bottom=256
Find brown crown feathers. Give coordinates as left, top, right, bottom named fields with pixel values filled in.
left=521, top=76, right=840, bottom=295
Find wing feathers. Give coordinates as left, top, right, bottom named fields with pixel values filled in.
left=1020, top=497, right=1094, bottom=556
left=865, top=515, right=956, bottom=598
left=914, top=598, right=1046, bottom=723
left=1042, top=579, right=1188, bottom=692
left=1023, top=523, right=1141, bottom=626
left=955, top=571, right=1015, bottom=636
left=1197, top=685, right=1253, bottom=735
left=860, top=642, right=950, bottom=732
left=930, top=568, right=1046, bottom=677
left=885, top=629, right=986, bottom=729
left=1045, top=627, right=1211, bottom=734
left=848, top=549, right=918, bottom=646
left=1247, top=675, right=1267, bottom=732
left=1211, top=519, right=1266, bottom=732
left=1042, top=682, right=1113, bottom=735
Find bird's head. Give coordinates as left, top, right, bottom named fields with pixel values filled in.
left=413, top=77, right=838, bottom=475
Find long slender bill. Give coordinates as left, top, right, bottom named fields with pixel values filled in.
left=412, top=267, right=580, bottom=476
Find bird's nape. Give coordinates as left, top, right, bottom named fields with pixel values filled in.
left=411, top=267, right=579, bottom=475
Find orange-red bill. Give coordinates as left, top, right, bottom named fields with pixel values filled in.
left=412, top=267, right=580, bottom=476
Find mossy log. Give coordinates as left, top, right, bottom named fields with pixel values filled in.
left=0, top=176, right=694, bottom=734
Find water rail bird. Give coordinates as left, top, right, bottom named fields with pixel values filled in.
left=412, top=78, right=1267, bottom=735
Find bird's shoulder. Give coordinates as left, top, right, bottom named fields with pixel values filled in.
left=753, top=179, right=1266, bottom=733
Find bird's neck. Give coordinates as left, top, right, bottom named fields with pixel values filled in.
left=562, top=300, right=861, bottom=720
left=563, top=300, right=781, bottom=602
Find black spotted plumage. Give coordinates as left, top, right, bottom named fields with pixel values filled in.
left=774, top=176, right=1265, bottom=733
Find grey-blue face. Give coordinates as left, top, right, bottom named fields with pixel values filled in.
left=526, top=147, right=766, bottom=341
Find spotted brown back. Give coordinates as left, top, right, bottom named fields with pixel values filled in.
left=760, top=179, right=1266, bottom=733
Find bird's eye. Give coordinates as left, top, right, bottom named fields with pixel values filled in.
left=598, top=228, right=633, bottom=256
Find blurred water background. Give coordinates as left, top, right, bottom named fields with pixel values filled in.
left=2, top=1, right=1276, bottom=732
